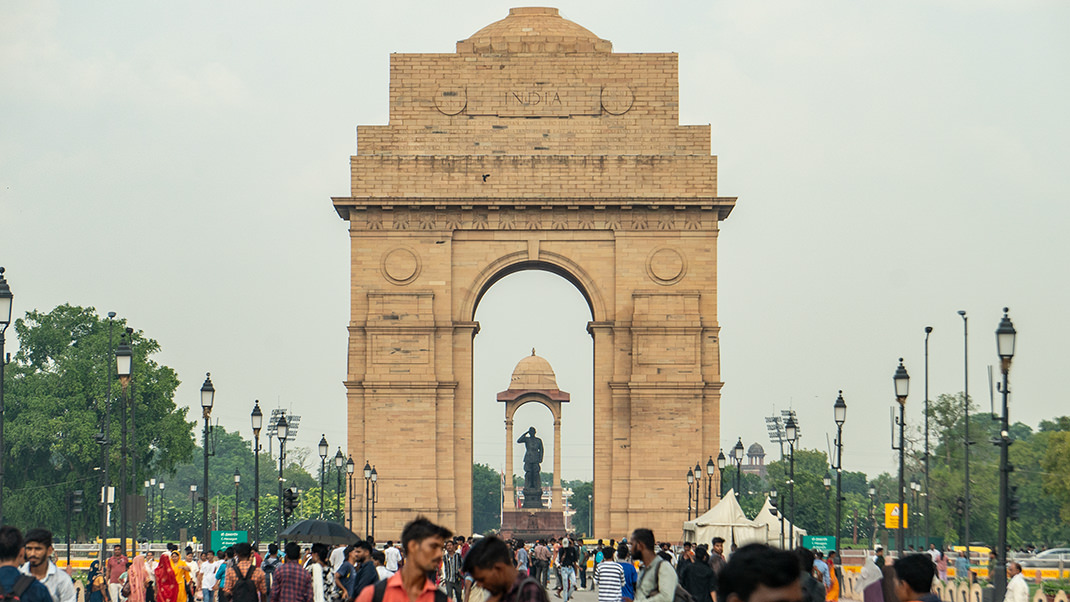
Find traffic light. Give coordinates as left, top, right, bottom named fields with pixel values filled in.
left=956, top=496, right=965, bottom=517
left=72, top=490, right=84, bottom=513
left=1008, top=486, right=1020, bottom=521
left=283, top=488, right=297, bottom=517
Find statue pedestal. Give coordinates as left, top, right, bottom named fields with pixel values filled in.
left=501, top=508, right=567, bottom=541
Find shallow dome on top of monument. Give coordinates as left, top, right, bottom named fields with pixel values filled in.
left=456, top=7, right=613, bottom=54
left=508, top=349, right=559, bottom=390
left=748, top=442, right=765, bottom=457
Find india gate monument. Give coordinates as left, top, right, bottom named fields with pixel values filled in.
left=333, top=7, right=735, bottom=538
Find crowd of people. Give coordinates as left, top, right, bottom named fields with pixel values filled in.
left=0, top=519, right=1033, bottom=602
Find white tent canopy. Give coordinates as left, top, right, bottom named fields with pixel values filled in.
left=682, top=489, right=769, bottom=546
left=752, top=496, right=807, bottom=548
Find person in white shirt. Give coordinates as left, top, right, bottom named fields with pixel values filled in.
left=383, top=541, right=402, bottom=573
left=1003, top=562, right=1028, bottom=602
left=329, top=545, right=347, bottom=571
left=20, top=529, right=77, bottom=602
left=200, top=550, right=220, bottom=602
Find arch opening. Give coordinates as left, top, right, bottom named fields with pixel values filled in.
left=472, top=269, right=593, bottom=531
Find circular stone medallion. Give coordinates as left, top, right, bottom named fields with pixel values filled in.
left=647, top=248, right=686, bottom=285
left=601, top=85, right=634, bottom=115
left=382, top=248, right=420, bottom=285
left=434, top=87, right=467, bottom=115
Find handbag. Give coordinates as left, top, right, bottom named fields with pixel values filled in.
left=121, top=581, right=132, bottom=599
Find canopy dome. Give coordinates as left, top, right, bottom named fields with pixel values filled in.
left=748, top=442, right=766, bottom=457
left=509, top=350, right=559, bottom=390
left=457, top=7, right=612, bottom=54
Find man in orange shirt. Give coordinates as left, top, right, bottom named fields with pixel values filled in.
left=355, top=517, right=452, bottom=602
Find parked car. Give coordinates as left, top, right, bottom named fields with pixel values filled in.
left=1020, top=548, right=1070, bottom=568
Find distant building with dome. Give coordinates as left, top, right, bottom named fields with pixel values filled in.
left=741, top=442, right=767, bottom=478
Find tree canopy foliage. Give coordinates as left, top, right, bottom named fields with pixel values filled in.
left=3, top=305, right=195, bottom=536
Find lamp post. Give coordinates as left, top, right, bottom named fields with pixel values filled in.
left=276, top=414, right=288, bottom=540
left=318, top=435, right=328, bottom=518
left=717, top=450, right=726, bottom=498
left=732, top=438, right=745, bottom=499
left=771, top=488, right=783, bottom=548
left=694, top=463, right=701, bottom=513
left=233, top=468, right=241, bottom=530
left=909, top=478, right=920, bottom=548
left=345, top=456, right=355, bottom=529
left=785, top=415, right=798, bottom=547
left=994, top=308, right=1017, bottom=602
left=686, top=468, right=694, bottom=520
left=868, top=484, right=876, bottom=549
left=363, top=461, right=372, bottom=536
left=251, top=401, right=263, bottom=547
left=115, top=331, right=133, bottom=554
left=0, top=267, right=12, bottom=526
left=190, top=484, right=197, bottom=515
left=705, top=456, right=715, bottom=511
left=157, top=482, right=164, bottom=538
left=199, top=373, right=215, bottom=551
left=148, top=478, right=156, bottom=540
left=893, top=358, right=910, bottom=556
left=370, top=466, right=378, bottom=540
left=334, top=449, right=344, bottom=522
left=958, top=310, right=972, bottom=564
left=823, top=472, right=832, bottom=534
left=923, top=326, right=933, bottom=548
left=833, top=390, right=847, bottom=554
left=587, top=494, right=593, bottom=535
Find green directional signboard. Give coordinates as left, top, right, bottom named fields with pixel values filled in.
left=211, top=530, right=248, bottom=551
left=802, top=536, right=836, bottom=552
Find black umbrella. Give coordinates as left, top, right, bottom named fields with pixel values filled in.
left=279, top=519, right=361, bottom=545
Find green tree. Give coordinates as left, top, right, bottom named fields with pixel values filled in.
left=4, top=305, right=195, bottom=537
left=472, top=463, right=502, bottom=534
left=1042, top=431, right=1070, bottom=524
left=567, top=481, right=592, bottom=537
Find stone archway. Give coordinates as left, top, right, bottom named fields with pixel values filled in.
left=333, top=7, right=735, bottom=539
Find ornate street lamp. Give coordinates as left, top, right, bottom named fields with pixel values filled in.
left=276, top=414, right=288, bottom=538
left=686, top=468, right=694, bottom=520
left=716, top=450, right=726, bottom=497
left=251, top=401, right=263, bottom=547
left=345, top=456, right=355, bottom=529
left=785, top=415, right=798, bottom=547
left=833, top=390, right=847, bottom=553
left=993, top=308, right=1017, bottom=601
left=199, top=373, right=215, bottom=551
left=363, top=461, right=372, bottom=536
left=892, top=359, right=910, bottom=555
left=694, top=463, right=701, bottom=514
left=370, top=466, right=378, bottom=540
left=115, top=333, right=133, bottom=553
left=732, top=438, right=745, bottom=499
left=0, top=268, right=12, bottom=526
left=318, top=435, right=329, bottom=517
left=334, top=448, right=344, bottom=522
left=705, top=456, right=716, bottom=511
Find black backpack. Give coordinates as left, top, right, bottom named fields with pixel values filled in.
left=231, top=564, right=259, bottom=602
left=0, top=575, right=36, bottom=602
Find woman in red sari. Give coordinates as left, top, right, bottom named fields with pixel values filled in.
left=155, top=554, right=180, bottom=602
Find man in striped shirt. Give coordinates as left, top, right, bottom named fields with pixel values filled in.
left=441, top=540, right=464, bottom=602
left=594, top=547, right=625, bottom=602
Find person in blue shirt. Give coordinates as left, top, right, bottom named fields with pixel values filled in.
left=615, top=545, right=638, bottom=602
left=0, top=526, right=53, bottom=602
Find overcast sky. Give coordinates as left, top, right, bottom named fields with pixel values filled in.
left=2, top=1, right=1068, bottom=485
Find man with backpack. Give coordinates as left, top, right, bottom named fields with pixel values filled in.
left=462, top=536, right=548, bottom=602
left=631, top=529, right=677, bottom=602
left=224, top=543, right=267, bottom=602
left=0, top=526, right=52, bottom=602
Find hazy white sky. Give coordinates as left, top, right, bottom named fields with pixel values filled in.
left=2, top=1, right=1068, bottom=483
